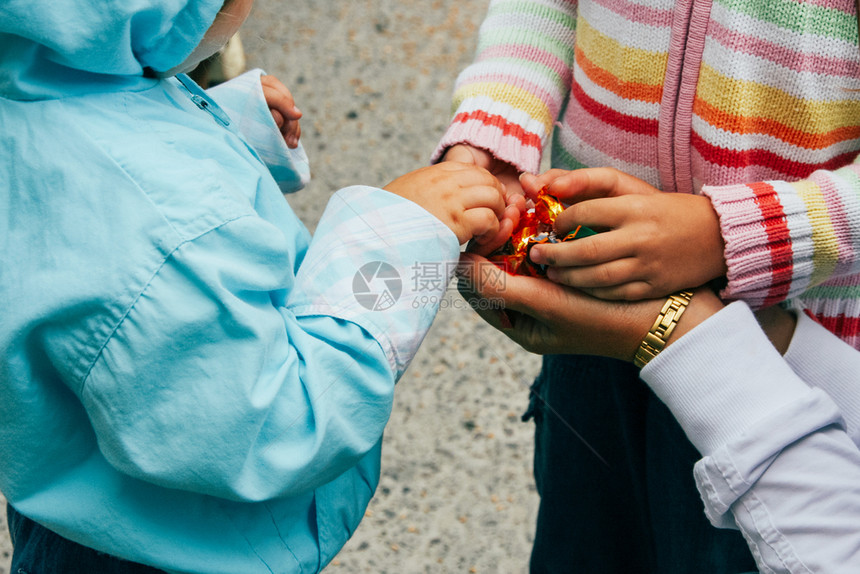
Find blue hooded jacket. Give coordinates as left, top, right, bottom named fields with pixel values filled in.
left=0, top=1, right=458, bottom=572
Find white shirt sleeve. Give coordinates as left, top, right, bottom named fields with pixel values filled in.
left=784, top=311, right=860, bottom=447
left=640, top=302, right=860, bottom=573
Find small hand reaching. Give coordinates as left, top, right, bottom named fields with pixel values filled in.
left=442, top=144, right=527, bottom=254
left=384, top=162, right=507, bottom=245
left=261, top=75, right=302, bottom=149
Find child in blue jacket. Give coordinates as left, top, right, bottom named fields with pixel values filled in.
left=0, top=0, right=507, bottom=572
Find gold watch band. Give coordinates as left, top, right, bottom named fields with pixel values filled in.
left=633, top=290, right=694, bottom=368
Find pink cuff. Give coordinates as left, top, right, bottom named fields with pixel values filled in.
left=702, top=181, right=813, bottom=308
left=430, top=102, right=545, bottom=174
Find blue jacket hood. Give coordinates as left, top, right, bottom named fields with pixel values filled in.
left=0, top=0, right=223, bottom=100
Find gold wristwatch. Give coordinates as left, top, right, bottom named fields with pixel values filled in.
left=633, top=290, right=694, bottom=368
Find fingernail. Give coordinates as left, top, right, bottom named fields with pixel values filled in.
left=529, top=246, right=542, bottom=263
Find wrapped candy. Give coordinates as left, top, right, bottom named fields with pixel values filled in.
left=488, top=187, right=596, bottom=277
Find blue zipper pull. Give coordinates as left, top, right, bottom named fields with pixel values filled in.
left=175, top=73, right=232, bottom=127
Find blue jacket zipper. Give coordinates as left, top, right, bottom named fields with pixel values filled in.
left=175, top=73, right=232, bottom=127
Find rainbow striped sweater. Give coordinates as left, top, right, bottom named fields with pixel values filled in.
left=434, top=0, right=860, bottom=348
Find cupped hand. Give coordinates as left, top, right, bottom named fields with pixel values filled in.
left=457, top=251, right=725, bottom=359
left=457, top=252, right=660, bottom=358
left=521, top=169, right=727, bottom=301
left=261, top=75, right=302, bottom=148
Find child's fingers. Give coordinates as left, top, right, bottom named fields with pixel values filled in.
left=503, top=202, right=522, bottom=232
left=270, top=108, right=285, bottom=129
left=544, top=169, right=618, bottom=201
left=437, top=162, right=504, bottom=196
left=442, top=144, right=475, bottom=164
left=519, top=172, right=539, bottom=195
left=463, top=207, right=501, bottom=242
left=260, top=75, right=294, bottom=101
left=284, top=120, right=301, bottom=148
left=545, top=257, right=642, bottom=290
left=529, top=230, right=630, bottom=267
left=553, top=196, right=636, bottom=234
left=546, top=168, right=657, bottom=203
left=261, top=76, right=302, bottom=122
left=261, top=82, right=298, bottom=111
left=269, top=106, right=301, bottom=147
left=506, top=191, right=527, bottom=212
left=469, top=217, right=514, bottom=256
left=520, top=170, right=569, bottom=198
left=461, top=184, right=507, bottom=220
left=459, top=253, right=526, bottom=306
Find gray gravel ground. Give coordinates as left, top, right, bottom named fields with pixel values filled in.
left=0, top=1, right=544, bottom=572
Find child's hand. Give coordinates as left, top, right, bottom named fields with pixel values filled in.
left=522, top=169, right=727, bottom=301
left=442, top=144, right=527, bottom=253
left=384, top=162, right=507, bottom=245
left=261, top=75, right=302, bottom=148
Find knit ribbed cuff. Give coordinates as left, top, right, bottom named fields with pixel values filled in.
left=430, top=97, right=545, bottom=174
left=701, top=181, right=815, bottom=308
left=641, top=301, right=810, bottom=455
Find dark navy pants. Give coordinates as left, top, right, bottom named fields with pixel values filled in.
left=7, top=504, right=166, bottom=574
left=525, top=354, right=758, bottom=573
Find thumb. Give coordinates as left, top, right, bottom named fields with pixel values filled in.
left=520, top=169, right=581, bottom=199
left=457, top=252, right=506, bottom=298
left=519, top=172, right=541, bottom=197
left=457, top=252, right=516, bottom=330
left=442, top=144, right=478, bottom=165
left=457, top=253, right=546, bottom=313
left=443, top=144, right=496, bottom=170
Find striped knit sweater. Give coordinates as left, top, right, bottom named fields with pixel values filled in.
left=433, top=0, right=860, bottom=348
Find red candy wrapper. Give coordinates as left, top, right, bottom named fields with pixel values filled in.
left=488, top=187, right=596, bottom=277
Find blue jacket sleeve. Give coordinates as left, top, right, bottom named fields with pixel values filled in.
left=81, top=185, right=458, bottom=502
left=205, top=68, right=310, bottom=194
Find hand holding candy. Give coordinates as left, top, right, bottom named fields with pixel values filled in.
left=457, top=252, right=725, bottom=358
left=487, top=185, right=595, bottom=277
left=384, top=162, right=506, bottom=245
left=522, top=169, right=727, bottom=301
left=261, top=75, right=302, bottom=148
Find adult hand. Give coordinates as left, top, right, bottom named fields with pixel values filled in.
left=261, top=75, right=302, bottom=148
left=442, top=144, right=527, bottom=255
left=457, top=252, right=725, bottom=359
left=522, top=169, right=728, bottom=301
